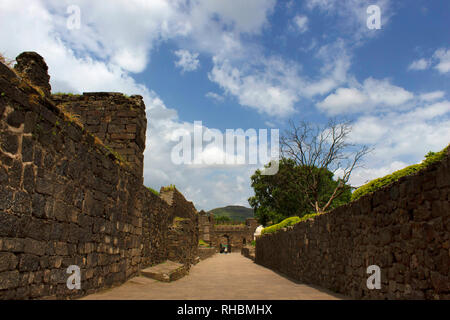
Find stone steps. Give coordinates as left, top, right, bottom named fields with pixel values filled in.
left=140, top=260, right=187, bottom=282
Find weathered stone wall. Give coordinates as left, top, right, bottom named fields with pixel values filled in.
left=241, top=246, right=255, bottom=261
left=0, top=53, right=198, bottom=299
left=161, top=189, right=199, bottom=268
left=52, top=92, right=146, bottom=178
left=167, top=218, right=198, bottom=268
left=255, top=150, right=450, bottom=299
left=199, top=211, right=258, bottom=250
left=198, top=247, right=216, bottom=261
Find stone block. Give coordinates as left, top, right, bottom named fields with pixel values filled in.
left=24, top=238, right=46, bottom=256
left=18, top=254, right=40, bottom=272
left=0, top=270, right=20, bottom=290
left=1, top=132, right=19, bottom=154
left=0, top=252, right=19, bottom=272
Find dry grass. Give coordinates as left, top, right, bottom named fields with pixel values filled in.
left=1, top=53, right=47, bottom=103
left=56, top=103, right=84, bottom=129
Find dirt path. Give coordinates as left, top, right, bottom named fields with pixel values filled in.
left=82, top=253, right=346, bottom=300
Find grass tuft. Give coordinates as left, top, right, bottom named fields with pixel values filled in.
left=146, top=186, right=159, bottom=196
left=161, top=184, right=176, bottom=192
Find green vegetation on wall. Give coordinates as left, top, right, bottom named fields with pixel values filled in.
left=198, top=239, right=210, bottom=247
left=351, top=145, right=449, bottom=201
left=161, top=184, right=176, bottom=192
left=146, top=186, right=159, bottom=196
left=261, top=213, right=324, bottom=235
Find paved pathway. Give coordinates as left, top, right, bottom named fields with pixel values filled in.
left=82, top=253, right=346, bottom=300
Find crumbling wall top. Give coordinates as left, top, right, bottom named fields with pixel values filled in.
left=14, top=51, right=51, bottom=97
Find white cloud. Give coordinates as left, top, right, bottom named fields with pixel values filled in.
left=409, top=48, right=450, bottom=74
left=346, top=100, right=450, bottom=188
left=208, top=56, right=302, bottom=117
left=318, top=88, right=367, bottom=114
left=174, top=49, right=200, bottom=73
left=347, top=100, right=450, bottom=186
left=205, top=92, right=224, bottom=103
left=433, top=48, right=450, bottom=74
left=301, top=39, right=352, bottom=97
left=419, top=91, right=445, bottom=102
left=305, top=0, right=394, bottom=41
left=350, top=161, right=408, bottom=187
left=293, top=15, right=309, bottom=33
left=408, top=58, right=430, bottom=71
left=0, top=0, right=272, bottom=210
left=317, top=77, right=414, bottom=115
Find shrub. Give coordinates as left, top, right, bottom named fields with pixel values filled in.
left=351, top=144, right=449, bottom=201
left=146, top=186, right=159, bottom=196
left=261, top=213, right=323, bottom=235
left=161, top=184, right=176, bottom=192
left=261, top=212, right=325, bottom=235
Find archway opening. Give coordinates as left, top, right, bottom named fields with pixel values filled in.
left=219, top=234, right=231, bottom=253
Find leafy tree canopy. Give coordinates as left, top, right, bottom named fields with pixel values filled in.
left=248, top=158, right=351, bottom=226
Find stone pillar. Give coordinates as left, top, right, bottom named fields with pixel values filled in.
left=14, top=52, right=51, bottom=97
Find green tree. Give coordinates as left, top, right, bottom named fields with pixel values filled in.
left=280, top=119, right=370, bottom=213
left=214, top=215, right=232, bottom=224
left=249, top=158, right=352, bottom=226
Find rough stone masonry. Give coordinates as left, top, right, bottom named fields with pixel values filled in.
left=255, top=148, right=450, bottom=299
left=0, top=52, right=199, bottom=299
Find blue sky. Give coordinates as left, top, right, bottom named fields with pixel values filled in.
left=1, top=0, right=449, bottom=210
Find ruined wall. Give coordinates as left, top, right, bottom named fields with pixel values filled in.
left=52, top=92, right=146, bottom=179
left=255, top=150, right=450, bottom=299
left=198, top=247, right=216, bottom=260
left=0, top=52, right=198, bottom=299
left=161, top=189, right=199, bottom=268
left=199, top=211, right=258, bottom=250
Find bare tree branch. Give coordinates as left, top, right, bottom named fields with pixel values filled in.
left=280, top=118, right=372, bottom=213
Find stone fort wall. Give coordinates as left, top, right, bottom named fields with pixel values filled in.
left=255, top=149, right=450, bottom=299
left=52, top=92, right=146, bottom=178
left=0, top=52, right=198, bottom=299
left=199, top=211, right=259, bottom=250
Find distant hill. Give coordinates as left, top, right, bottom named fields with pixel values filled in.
left=208, top=205, right=254, bottom=222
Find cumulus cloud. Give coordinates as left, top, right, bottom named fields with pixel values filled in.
left=0, top=0, right=279, bottom=210
left=305, top=0, right=394, bottom=41
left=408, top=58, right=430, bottom=71
left=301, top=39, right=352, bottom=97
left=433, top=48, right=450, bottom=74
left=205, top=92, right=224, bottom=103
left=409, top=48, right=450, bottom=74
left=347, top=100, right=450, bottom=186
left=317, top=78, right=414, bottom=115
left=419, top=91, right=445, bottom=102
left=208, top=56, right=302, bottom=118
left=174, top=49, right=200, bottom=73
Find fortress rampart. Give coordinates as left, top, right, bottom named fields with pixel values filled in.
left=0, top=52, right=198, bottom=299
